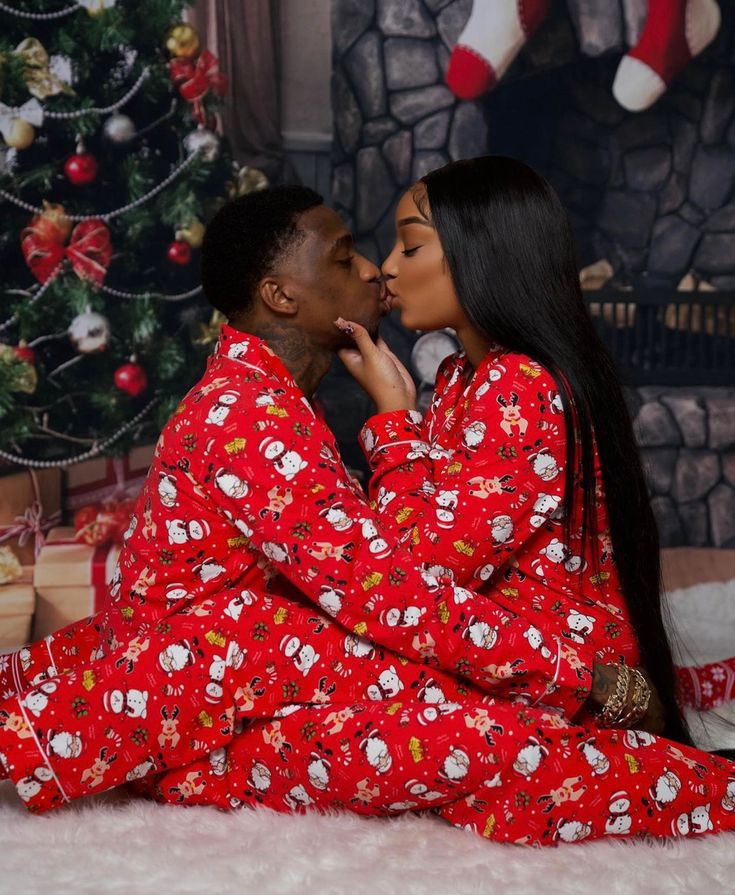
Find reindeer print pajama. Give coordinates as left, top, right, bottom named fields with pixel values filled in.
left=1, top=326, right=733, bottom=844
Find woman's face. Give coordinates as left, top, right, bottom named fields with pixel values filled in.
left=382, top=186, right=468, bottom=332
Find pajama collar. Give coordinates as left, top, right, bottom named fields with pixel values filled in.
left=213, top=323, right=300, bottom=392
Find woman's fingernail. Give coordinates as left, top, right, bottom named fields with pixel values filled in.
left=334, top=317, right=354, bottom=334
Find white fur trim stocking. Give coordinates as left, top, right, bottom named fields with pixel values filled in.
left=613, top=0, right=721, bottom=112
left=445, top=0, right=551, bottom=100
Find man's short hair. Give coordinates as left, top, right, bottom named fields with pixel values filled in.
left=201, top=185, right=323, bottom=318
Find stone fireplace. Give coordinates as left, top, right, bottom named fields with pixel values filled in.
left=325, top=0, right=735, bottom=546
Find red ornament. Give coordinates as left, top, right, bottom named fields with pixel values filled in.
left=114, top=361, right=148, bottom=397
left=14, top=342, right=36, bottom=364
left=64, top=151, right=99, bottom=185
left=167, top=239, right=192, bottom=265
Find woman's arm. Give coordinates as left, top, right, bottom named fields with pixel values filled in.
left=361, top=355, right=569, bottom=586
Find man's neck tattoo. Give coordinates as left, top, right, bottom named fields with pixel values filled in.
left=249, top=322, right=331, bottom=397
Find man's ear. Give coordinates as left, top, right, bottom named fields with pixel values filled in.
left=256, top=277, right=298, bottom=317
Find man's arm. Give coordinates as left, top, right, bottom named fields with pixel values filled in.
left=203, top=370, right=595, bottom=717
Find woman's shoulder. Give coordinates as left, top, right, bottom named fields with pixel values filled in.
left=480, top=350, right=560, bottom=401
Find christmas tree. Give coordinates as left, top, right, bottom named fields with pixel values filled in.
left=0, top=0, right=266, bottom=468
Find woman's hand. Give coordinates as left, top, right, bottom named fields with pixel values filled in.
left=588, top=662, right=665, bottom=735
left=335, top=318, right=417, bottom=414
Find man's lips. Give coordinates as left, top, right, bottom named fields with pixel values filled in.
left=380, top=283, right=396, bottom=311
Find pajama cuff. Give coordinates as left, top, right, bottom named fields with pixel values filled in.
left=359, top=410, right=425, bottom=470
left=0, top=694, right=69, bottom=813
left=539, top=636, right=596, bottom=720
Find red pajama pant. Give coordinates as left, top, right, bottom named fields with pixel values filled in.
left=1, top=597, right=734, bottom=846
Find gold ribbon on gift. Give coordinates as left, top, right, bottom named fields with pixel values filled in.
left=14, top=39, right=74, bottom=100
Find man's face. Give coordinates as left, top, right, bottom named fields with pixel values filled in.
left=276, top=206, right=385, bottom=346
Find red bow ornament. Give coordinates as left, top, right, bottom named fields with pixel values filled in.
left=21, top=215, right=112, bottom=285
left=169, top=49, right=227, bottom=125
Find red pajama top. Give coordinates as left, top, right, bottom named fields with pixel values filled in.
left=98, top=325, right=633, bottom=717
left=359, top=345, right=641, bottom=723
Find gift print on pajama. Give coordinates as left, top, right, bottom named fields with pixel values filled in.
left=1, top=325, right=733, bottom=845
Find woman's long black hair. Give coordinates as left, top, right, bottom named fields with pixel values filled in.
left=421, top=155, right=691, bottom=745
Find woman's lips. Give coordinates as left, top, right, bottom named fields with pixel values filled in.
left=379, top=283, right=394, bottom=312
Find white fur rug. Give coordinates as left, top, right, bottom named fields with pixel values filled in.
left=1, top=785, right=734, bottom=895
left=1, top=579, right=734, bottom=894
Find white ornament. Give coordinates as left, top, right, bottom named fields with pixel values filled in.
left=68, top=309, right=110, bottom=353
left=103, top=113, right=136, bottom=144
left=49, top=54, right=74, bottom=86
left=184, top=127, right=220, bottom=162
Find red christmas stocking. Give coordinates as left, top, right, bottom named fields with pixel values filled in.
left=677, top=656, right=735, bottom=710
left=613, top=0, right=721, bottom=111
left=445, top=0, right=551, bottom=100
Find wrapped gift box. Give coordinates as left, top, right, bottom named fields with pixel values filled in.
left=0, top=468, right=62, bottom=565
left=32, top=527, right=120, bottom=640
left=0, top=566, right=35, bottom=649
left=63, top=443, right=156, bottom=514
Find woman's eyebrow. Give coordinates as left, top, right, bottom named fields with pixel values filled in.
left=398, top=216, right=434, bottom=228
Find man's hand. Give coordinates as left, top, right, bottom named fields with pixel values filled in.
left=335, top=318, right=417, bottom=413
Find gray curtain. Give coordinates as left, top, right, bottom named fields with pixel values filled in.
left=186, top=0, right=292, bottom=182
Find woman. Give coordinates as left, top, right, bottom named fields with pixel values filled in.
left=334, top=155, right=685, bottom=743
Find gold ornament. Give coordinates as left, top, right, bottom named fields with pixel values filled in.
left=15, top=38, right=74, bottom=100
left=226, top=164, right=269, bottom=199
left=166, top=24, right=201, bottom=59
left=3, top=118, right=34, bottom=149
left=0, top=97, right=43, bottom=149
left=176, top=217, right=205, bottom=249
left=193, top=309, right=227, bottom=346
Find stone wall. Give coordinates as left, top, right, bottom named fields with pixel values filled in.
left=631, top=387, right=735, bottom=547
left=323, top=0, right=735, bottom=547
left=331, top=0, right=735, bottom=285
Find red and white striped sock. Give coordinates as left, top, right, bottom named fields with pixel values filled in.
left=445, top=0, right=551, bottom=100
left=677, top=655, right=735, bottom=710
left=613, top=0, right=721, bottom=111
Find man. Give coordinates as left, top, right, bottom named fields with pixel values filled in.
left=0, top=188, right=630, bottom=817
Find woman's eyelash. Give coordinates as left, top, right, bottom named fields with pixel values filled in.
left=337, top=256, right=355, bottom=267
left=401, top=246, right=420, bottom=257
